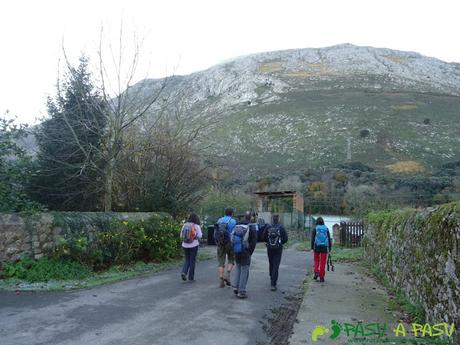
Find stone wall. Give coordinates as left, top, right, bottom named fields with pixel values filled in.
left=365, top=201, right=459, bottom=341
left=0, top=212, right=156, bottom=263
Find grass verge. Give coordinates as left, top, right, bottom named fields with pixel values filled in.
left=331, top=246, right=364, bottom=262
left=0, top=250, right=213, bottom=292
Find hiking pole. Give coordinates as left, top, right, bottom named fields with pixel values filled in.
left=327, top=253, right=334, bottom=271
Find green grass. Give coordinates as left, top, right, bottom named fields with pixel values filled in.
left=331, top=246, right=364, bottom=262
left=0, top=250, right=213, bottom=292
left=291, top=242, right=364, bottom=263
left=201, top=89, right=460, bottom=172
left=1, top=256, right=91, bottom=282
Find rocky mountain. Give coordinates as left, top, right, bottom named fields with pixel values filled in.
left=104, top=44, right=460, bottom=175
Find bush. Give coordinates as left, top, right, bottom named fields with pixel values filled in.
left=93, top=223, right=146, bottom=268
left=2, top=256, right=91, bottom=282
left=52, top=215, right=182, bottom=270
left=140, top=216, right=182, bottom=261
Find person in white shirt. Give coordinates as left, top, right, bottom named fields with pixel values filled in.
left=180, top=213, right=203, bottom=282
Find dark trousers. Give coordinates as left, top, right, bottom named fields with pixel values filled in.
left=267, top=248, right=282, bottom=287
left=182, top=246, right=198, bottom=280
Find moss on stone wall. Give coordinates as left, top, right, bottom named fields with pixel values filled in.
left=365, top=201, right=460, bottom=342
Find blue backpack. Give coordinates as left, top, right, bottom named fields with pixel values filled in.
left=231, top=224, right=250, bottom=253
left=315, top=225, right=329, bottom=248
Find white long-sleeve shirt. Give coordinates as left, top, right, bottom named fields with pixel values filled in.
left=181, top=224, right=202, bottom=248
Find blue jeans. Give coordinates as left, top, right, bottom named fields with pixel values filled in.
left=232, top=257, right=251, bottom=293
left=182, top=246, right=198, bottom=280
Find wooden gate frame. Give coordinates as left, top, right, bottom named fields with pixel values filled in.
left=340, top=221, right=365, bottom=247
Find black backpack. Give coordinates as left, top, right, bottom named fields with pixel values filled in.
left=214, top=219, right=230, bottom=245
left=267, top=226, right=282, bottom=249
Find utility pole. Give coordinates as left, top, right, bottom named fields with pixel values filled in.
left=347, top=137, right=352, bottom=161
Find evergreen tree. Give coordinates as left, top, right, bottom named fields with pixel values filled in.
left=33, top=56, right=107, bottom=210
left=0, top=116, right=42, bottom=212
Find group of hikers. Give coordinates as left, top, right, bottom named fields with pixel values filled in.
left=179, top=208, right=332, bottom=298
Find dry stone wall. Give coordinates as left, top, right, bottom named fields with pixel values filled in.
left=0, top=212, right=155, bottom=263
left=365, top=201, right=460, bottom=341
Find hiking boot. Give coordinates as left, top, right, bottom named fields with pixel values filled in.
left=233, top=288, right=239, bottom=295
left=237, top=291, right=247, bottom=299
left=320, top=277, right=325, bottom=283
left=271, top=285, right=277, bottom=291
left=181, top=273, right=187, bottom=281
left=219, top=278, right=225, bottom=288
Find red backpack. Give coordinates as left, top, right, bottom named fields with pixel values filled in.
left=181, top=222, right=196, bottom=243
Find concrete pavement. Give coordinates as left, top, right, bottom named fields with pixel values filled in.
left=0, top=245, right=309, bottom=345
left=289, top=262, right=401, bottom=345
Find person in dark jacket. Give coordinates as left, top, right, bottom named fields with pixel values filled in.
left=311, top=217, right=332, bottom=283
left=231, top=211, right=258, bottom=299
left=264, top=214, right=288, bottom=291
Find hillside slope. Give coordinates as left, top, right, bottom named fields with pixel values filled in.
left=114, top=44, right=460, bottom=173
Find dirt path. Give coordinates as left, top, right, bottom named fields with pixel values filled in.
left=0, top=245, right=309, bottom=345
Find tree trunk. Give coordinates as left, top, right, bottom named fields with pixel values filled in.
left=103, top=158, right=115, bottom=211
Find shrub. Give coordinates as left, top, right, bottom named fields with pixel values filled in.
left=94, top=222, right=146, bottom=268
left=53, top=236, right=93, bottom=265
left=138, top=216, right=182, bottom=261
left=2, top=256, right=91, bottom=282
left=52, top=215, right=182, bottom=270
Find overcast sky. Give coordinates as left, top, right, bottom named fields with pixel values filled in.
left=1, top=0, right=459, bottom=124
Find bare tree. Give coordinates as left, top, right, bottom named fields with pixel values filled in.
left=113, top=96, right=222, bottom=215
left=95, top=25, right=169, bottom=211
left=37, top=23, right=231, bottom=212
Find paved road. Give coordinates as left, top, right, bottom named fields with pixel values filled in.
left=0, top=245, right=309, bottom=345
